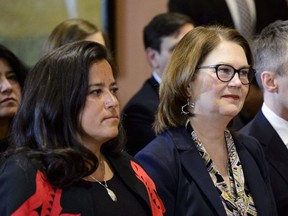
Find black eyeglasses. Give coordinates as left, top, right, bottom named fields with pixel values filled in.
left=197, top=64, right=255, bottom=85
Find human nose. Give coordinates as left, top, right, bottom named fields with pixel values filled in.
left=229, top=72, right=242, bottom=87
left=0, top=77, right=13, bottom=93
left=104, top=93, right=119, bottom=109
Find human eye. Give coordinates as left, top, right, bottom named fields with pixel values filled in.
left=111, top=86, right=119, bottom=95
left=217, top=65, right=232, bottom=74
left=89, top=88, right=102, bottom=96
left=239, top=68, right=250, bottom=76
left=7, top=72, right=18, bottom=82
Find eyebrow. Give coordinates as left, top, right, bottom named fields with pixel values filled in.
left=88, top=81, right=117, bottom=88
left=2, top=70, right=15, bottom=75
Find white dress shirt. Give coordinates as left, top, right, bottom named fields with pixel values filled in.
left=152, top=71, right=161, bottom=84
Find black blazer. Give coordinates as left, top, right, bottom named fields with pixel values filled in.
left=122, top=76, right=159, bottom=155
left=240, top=110, right=288, bottom=215
left=136, top=127, right=277, bottom=216
left=168, top=0, right=288, bottom=34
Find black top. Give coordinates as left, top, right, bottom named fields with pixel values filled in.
left=0, top=138, right=8, bottom=153
left=0, top=152, right=165, bottom=216
left=89, top=175, right=149, bottom=216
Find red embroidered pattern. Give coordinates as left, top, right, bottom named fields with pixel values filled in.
left=12, top=171, right=80, bottom=216
left=130, top=161, right=165, bottom=216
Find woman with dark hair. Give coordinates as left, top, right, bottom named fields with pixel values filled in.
left=0, top=44, right=27, bottom=152
left=0, top=41, right=165, bottom=216
left=135, top=26, right=277, bottom=215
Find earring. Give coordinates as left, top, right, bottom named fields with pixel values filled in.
left=181, top=99, right=195, bottom=115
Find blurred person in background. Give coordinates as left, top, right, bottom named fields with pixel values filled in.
left=42, top=18, right=107, bottom=56
left=240, top=20, right=288, bottom=215
left=122, top=12, right=194, bottom=155
left=0, top=44, right=27, bottom=152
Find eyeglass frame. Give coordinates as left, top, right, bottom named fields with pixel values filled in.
left=196, top=64, right=255, bottom=85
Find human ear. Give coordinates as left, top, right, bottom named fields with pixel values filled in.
left=146, top=48, right=159, bottom=68
left=261, top=71, right=278, bottom=92
left=186, top=82, right=194, bottom=97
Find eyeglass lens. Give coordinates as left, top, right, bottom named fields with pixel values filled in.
left=216, top=65, right=252, bottom=84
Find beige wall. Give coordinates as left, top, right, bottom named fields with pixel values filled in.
left=115, top=0, right=167, bottom=109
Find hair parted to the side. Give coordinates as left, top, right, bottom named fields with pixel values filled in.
left=10, top=41, right=124, bottom=187
left=252, top=20, right=288, bottom=91
left=153, top=25, right=253, bottom=135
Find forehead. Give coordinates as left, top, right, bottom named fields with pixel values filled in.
left=202, top=41, right=248, bottom=66
left=88, top=60, right=114, bottom=82
left=160, top=24, right=194, bottom=49
left=0, top=58, right=12, bottom=71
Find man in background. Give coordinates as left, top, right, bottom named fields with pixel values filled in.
left=240, top=20, right=288, bottom=215
left=122, top=13, right=194, bottom=155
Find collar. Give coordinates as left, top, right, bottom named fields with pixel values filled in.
left=152, top=72, right=161, bottom=84
left=262, top=103, right=288, bottom=149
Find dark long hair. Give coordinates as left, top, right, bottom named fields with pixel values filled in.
left=9, top=41, right=124, bottom=187
left=0, top=44, right=27, bottom=88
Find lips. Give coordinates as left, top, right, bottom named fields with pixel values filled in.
left=0, top=97, right=17, bottom=104
left=222, top=95, right=240, bottom=100
left=103, top=115, right=119, bottom=121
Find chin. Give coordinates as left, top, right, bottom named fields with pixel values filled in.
left=220, top=107, right=240, bottom=117
left=108, top=129, right=119, bottom=138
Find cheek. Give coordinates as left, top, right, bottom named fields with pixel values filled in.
left=160, top=52, right=171, bottom=66
left=80, top=102, right=101, bottom=127
left=196, top=77, right=219, bottom=97
left=13, top=84, right=22, bottom=100
left=242, top=86, right=249, bottom=98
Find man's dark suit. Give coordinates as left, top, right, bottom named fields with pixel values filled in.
left=168, top=0, right=288, bottom=34
left=240, top=110, right=288, bottom=215
left=122, top=76, right=159, bottom=155
left=136, top=127, right=277, bottom=215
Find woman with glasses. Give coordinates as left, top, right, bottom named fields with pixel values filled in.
left=135, top=25, right=277, bottom=216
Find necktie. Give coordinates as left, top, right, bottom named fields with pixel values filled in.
left=235, top=0, right=255, bottom=39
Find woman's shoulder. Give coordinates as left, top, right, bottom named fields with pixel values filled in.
left=0, top=153, right=38, bottom=181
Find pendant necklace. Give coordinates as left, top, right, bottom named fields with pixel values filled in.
left=89, top=158, right=118, bottom=202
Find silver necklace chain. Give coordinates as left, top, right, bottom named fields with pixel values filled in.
left=89, top=158, right=118, bottom=202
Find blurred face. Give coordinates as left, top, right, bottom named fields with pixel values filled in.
left=0, top=59, right=21, bottom=119
left=79, top=60, right=119, bottom=148
left=188, top=41, right=249, bottom=118
left=85, top=32, right=106, bottom=46
left=149, top=23, right=194, bottom=78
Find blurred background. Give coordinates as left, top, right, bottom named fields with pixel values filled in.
left=0, top=0, right=166, bottom=109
